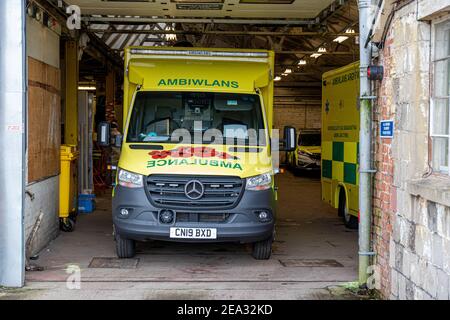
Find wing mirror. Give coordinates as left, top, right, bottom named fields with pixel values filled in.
left=282, top=126, right=296, bottom=152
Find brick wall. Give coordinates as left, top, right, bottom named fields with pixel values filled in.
left=373, top=1, right=450, bottom=300
left=372, top=20, right=396, bottom=299
left=273, top=86, right=322, bottom=131
left=273, top=104, right=321, bottom=132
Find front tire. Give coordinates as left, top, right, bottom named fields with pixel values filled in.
left=252, top=237, right=273, bottom=260
left=338, top=188, right=358, bottom=229
left=115, top=232, right=136, bottom=258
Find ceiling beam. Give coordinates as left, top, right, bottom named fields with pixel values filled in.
left=88, top=29, right=359, bottom=37
left=83, top=16, right=316, bottom=26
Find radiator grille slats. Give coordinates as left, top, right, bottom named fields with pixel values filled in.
left=146, top=175, right=244, bottom=209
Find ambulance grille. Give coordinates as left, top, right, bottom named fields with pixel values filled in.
left=145, top=175, right=244, bottom=209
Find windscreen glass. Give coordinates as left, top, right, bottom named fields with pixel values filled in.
left=299, top=133, right=321, bottom=146
left=127, top=91, right=266, bottom=146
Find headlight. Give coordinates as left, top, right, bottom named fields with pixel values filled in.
left=246, top=173, right=272, bottom=191
left=118, top=168, right=143, bottom=188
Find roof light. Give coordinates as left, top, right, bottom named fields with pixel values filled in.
left=298, top=60, right=307, bottom=65
left=318, top=47, right=327, bottom=53
left=284, top=68, right=292, bottom=74
left=310, top=53, right=322, bottom=59
left=274, top=76, right=282, bottom=81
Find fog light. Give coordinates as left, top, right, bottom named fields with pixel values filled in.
left=159, top=210, right=174, bottom=224
left=120, top=208, right=129, bottom=217
left=256, top=210, right=271, bottom=222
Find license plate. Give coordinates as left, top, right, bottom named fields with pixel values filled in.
left=169, top=227, right=217, bottom=239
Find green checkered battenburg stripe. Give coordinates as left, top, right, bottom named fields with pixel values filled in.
left=322, top=141, right=359, bottom=185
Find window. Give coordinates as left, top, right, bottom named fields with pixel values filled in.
left=431, top=19, right=450, bottom=174
left=126, top=91, right=266, bottom=146
left=298, top=132, right=321, bottom=147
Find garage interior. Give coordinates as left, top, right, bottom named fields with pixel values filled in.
left=2, top=0, right=363, bottom=299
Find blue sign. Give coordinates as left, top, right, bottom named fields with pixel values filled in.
left=380, top=120, right=394, bottom=138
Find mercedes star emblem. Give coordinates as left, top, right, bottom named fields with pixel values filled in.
left=184, top=180, right=205, bottom=200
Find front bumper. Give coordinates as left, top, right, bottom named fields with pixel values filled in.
left=295, top=155, right=321, bottom=170
left=112, top=185, right=276, bottom=244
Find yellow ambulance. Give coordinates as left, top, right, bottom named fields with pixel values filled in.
left=98, top=47, right=296, bottom=259
left=321, top=62, right=360, bottom=229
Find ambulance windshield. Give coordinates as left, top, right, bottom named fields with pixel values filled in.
left=126, top=91, right=266, bottom=146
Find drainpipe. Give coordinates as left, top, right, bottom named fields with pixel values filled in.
left=358, top=0, right=375, bottom=287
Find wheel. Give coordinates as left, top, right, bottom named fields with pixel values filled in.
left=252, top=237, right=273, bottom=260
left=115, top=232, right=136, bottom=258
left=338, top=188, right=358, bottom=229
left=60, top=217, right=75, bottom=232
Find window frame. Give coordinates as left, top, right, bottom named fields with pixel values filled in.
left=431, top=16, right=450, bottom=175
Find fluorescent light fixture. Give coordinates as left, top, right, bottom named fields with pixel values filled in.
left=284, top=68, right=292, bottom=74
left=333, top=36, right=349, bottom=43
left=311, top=47, right=327, bottom=59
left=274, top=76, right=282, bottom=81
left=334, top=28, right=355, bottom=44
left=165, top=25, right=177, bottom=41
left=282, top=73, right=288, bottom=76
left=78, top=86, right=96, bottom=91
left=298, top=60, right=307, bottom=65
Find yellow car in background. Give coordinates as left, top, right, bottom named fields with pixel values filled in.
left=287, top=130, right=322, bottom=172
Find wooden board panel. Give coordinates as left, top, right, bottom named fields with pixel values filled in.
left=27, top=57, right=61, bottom=183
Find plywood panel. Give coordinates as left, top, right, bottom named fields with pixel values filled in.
left=27, top=57, right=61, bottom=183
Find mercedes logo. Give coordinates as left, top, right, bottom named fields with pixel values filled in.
left=184, top=180, right=205, bottom=200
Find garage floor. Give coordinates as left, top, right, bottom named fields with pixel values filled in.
left=4, top=171, right=358, bottom=300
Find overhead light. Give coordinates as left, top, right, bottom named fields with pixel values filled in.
left=165, top=25, right=177, bottom=41
left=333, top=28, right=356, bottom=44
left=274, top=76, right=282, bottom=81
left=298, top=60, right=307, bottom=65
left=282, top=73, right=288, bottom=76
left=333, top=36, right=349, bottom=43
left=284, top=68, right=292, bottom=74
left=78, top=86, right=96, bottom=91
left=311, top=47, right=327, bottom=59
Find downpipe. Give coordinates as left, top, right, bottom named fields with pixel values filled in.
left=358, top=0, right=375, bottom=287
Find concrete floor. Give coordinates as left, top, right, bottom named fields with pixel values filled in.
left=1, top=171, right=359, bottom=300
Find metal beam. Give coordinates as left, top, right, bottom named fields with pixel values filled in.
left=0, top=0, right=26, bottom=287
left=109, top=49, right=354, bottom=55
left=277, top=51, right=356, bottom=55
left=83, top=16, right=316, bottom=25
left=64, top=40, right=79, bottom=146
left=88, top=29, right=359, bottom=37
left=275, top=82, right=322, bottom=87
